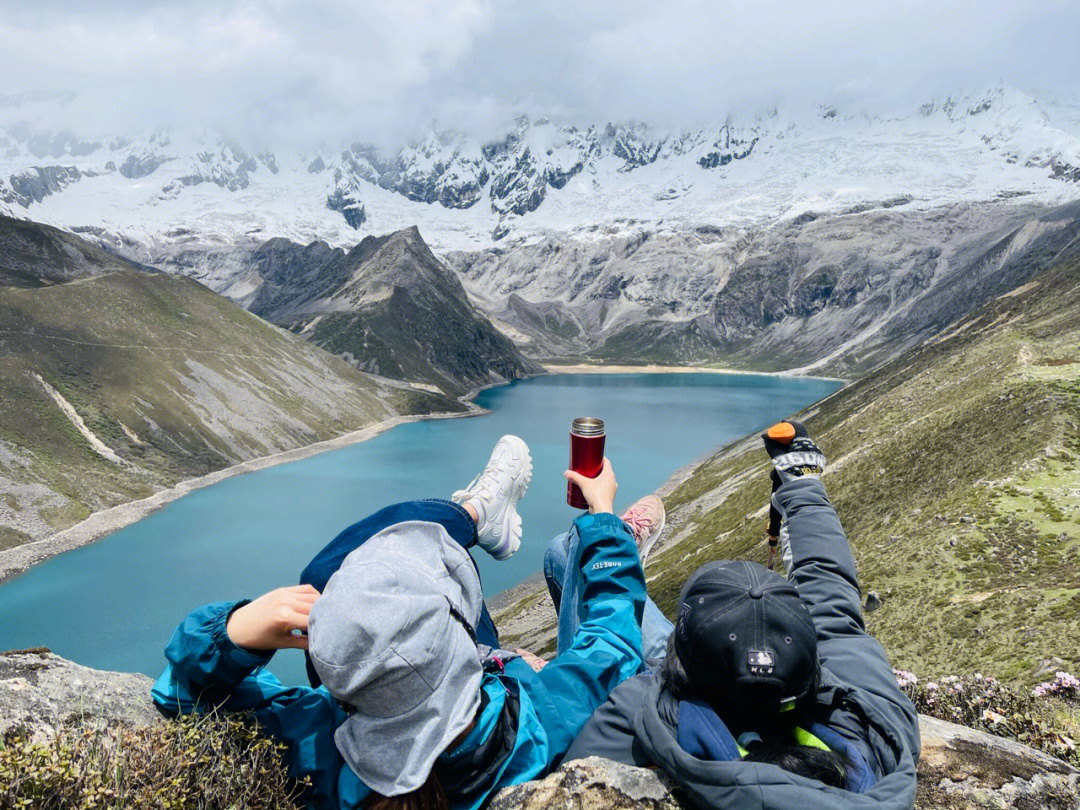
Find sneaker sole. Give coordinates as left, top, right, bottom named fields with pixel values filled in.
left=637, top=510, right=667, bottom=566
left=492, top=436, right=532, bottom=561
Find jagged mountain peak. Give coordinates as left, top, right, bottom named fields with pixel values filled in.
left=234, top=224, right=535, bottom=394
left=2, top=84, right=1079, bottom=251
left=338, top=225, right=450, bottom=294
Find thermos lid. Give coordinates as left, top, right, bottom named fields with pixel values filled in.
left=571, top=417, right=605, bottom=437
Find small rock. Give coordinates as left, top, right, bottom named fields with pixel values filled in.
left=1034, top=656, right=1071, bottom=679
left=490, top=757, right=680, bottom=810
left=949, top=537, right=959, bottom=547
left=865, top=591, right=883, bottom=613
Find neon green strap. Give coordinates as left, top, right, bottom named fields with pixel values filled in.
left=792, top=727, right=831, bottom=752
left=736, top=727, right=831, bottom=758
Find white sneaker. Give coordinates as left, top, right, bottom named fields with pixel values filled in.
left=453, top=435, right=532, bottom=560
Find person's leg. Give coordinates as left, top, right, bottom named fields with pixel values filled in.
left=543, top=531, right=572, bottom=609
left=452, top=435, right=532, bottom=561
left=640, top=599, right=675, bottom=660
left=300, top=499, right=494, bottom=685
left=300, top=499, right=477, bottom=594
left=543, top=528, right=589, bottom=656
left=548, top=519, right=673, bottom=659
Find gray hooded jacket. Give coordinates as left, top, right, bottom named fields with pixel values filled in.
left=564, top=477, right=921, bottom=810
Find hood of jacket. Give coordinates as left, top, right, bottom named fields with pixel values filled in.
left=630, top=668, right=918, bottom=810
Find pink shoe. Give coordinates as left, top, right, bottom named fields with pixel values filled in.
left=620, top=495, right=666, bottom=565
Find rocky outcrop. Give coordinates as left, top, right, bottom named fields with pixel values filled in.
left=3, top=650, right=1076, bottom=808
left=916, top=715, right=1080, bottom=809
left=0, top=213, right=135, bottom=287
left=161, top=143, right=260, bottom=195
left=6, top=165, right=82, bottom=206
left=490, top=717, right=1080, bottom=809
left=118, top=152, right=170, bottom=179
left=0, top=649, right=161, bottom=737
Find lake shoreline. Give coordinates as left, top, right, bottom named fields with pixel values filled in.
left=0, top=365, right=841, bottom=585
left=0, top=405, right=488, bottom=585
left=543, top=362, right=845, bottom=383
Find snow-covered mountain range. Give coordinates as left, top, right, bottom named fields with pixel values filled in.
left=1, top=85, right=1078, bottom=257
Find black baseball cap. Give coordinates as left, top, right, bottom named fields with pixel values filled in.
left=674, top=560, right=818, bottom=723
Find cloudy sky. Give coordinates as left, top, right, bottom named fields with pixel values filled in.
left=2, top=0, right=1078, bottom=145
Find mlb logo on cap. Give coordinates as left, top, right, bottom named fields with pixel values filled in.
left=748, top=648, right=776, bottom=675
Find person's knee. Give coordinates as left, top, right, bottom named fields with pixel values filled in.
left=543, top=532, right=571, bottom=578
left=542, top=542, right=561, bottom=581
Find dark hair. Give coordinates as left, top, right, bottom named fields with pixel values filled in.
left=368, top=773, right=448, bottom=810
left=662, top=634, right=847, bottom=788
left=743, top=741, right=847, bottom=788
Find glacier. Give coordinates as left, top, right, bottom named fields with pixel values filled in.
left=1, top=85, right=1078, bottom=259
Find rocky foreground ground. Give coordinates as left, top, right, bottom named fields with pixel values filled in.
left=2, top=649, right=1078, bottom=809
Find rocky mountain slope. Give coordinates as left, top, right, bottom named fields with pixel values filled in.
left=495, top=231, right=1080, bottom=686
left=211, top=226, right=537, bottom=395
left=448, top=200, right=1080, bottom=375
left=0, top=216, right=454, bottom=552
left=1, top=86, right=1077, bottom=255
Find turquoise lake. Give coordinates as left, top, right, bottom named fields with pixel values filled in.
left=0, top=372, right=841, bottom=685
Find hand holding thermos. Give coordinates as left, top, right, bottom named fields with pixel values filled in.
left=565, top=417, right=617, bottom=515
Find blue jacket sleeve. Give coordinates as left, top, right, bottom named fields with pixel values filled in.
left=519, top=512, right=646, bottom=763
left=772, top=478, right=920, bottom=761
left=151, top=600, right=350, bottom=807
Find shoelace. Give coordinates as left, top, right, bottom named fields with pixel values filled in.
left=464, top=457, right=511, bottom=505
left=621, top=507, right=657, bottom=544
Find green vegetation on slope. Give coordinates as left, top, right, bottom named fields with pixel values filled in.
left=0, top=712, right=308, bottom=809
left=0, top=217, right=457, bottom=549
left=648, top=252, right=1080, bottom=687
left=247, top=226, right=537, bottom=396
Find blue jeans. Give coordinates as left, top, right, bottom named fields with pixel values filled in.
left=300, top=499, right=500, bottom=687
left=544, top=526, right=673, bottom=660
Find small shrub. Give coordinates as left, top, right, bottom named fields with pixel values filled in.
left=0, top=712, right=308, bottom=810
left=895, top=669, right=1080, bottom=766
left=1034, top=671, right=1080, bottom=699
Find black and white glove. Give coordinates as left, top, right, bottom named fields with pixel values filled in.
left=761, top=420, right=826, bottom=485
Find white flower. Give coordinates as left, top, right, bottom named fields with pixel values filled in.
left=893, top=669, right=918, bottom=689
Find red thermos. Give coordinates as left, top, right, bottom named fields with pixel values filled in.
left=567, top=417, right=606, bottom=509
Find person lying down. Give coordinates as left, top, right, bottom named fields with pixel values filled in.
left=561, top=421, right=921, bottom=810
left=152, top=435, right=666, bottom=810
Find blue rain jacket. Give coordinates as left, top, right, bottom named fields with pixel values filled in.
left=152, top=511, right=646, bottom=809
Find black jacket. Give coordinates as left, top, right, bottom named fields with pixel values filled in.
left=564, top=477, right=920, bottom=809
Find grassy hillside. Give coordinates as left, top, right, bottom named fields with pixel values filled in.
left=0, top=217, right=456, bottom=549
left=495, top=246, right=1080, bottom=685
left=646, top=249, right=1080, bottom=685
